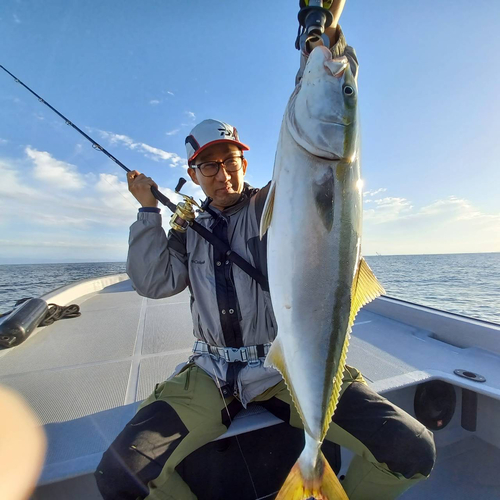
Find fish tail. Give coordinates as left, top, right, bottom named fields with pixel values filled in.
left=276, top=450, right=349, bottom=500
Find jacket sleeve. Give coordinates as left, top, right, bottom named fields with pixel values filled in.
left=295, top=25, right=358, bottom=85
left=253, top=181, right=272, bottom=226
left=126, top=211, right=189, bottom=299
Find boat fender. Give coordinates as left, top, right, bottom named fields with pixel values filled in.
left=414, top=380, right=456, bottom=431
left=0, top=298, right=49, bottom=348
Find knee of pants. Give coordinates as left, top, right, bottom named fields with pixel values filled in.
left=374, top=414, right=437, bottom=479
left=94, top=400, right=189, bottom=499
left=94, top=445, right=152, bottom=500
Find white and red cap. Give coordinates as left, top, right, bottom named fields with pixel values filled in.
left=185, top=119, right=250, bottom=166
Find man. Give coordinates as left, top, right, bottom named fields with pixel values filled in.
left=95, top=2, right=436, bottom=499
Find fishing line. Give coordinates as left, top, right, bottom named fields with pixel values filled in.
left=256, top=492, right=279, bottom=500
left=0, top=64, right=176, bottom=211
left=3, top=63, right=272, bottom=494
left=1, top=63, right=270, bottom=291
left=210, top=361, right=259, bottom=500
left=99, top=173, right=139, bottom=210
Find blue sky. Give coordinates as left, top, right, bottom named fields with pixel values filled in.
left=0, top=0, right=499, bottom=263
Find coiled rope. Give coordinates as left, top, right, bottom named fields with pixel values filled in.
left=0, top=298, right=81, bottom=325
left=39, top=303, right=81, bottom=326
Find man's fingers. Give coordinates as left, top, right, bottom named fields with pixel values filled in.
left=126, top=170, right=140, bottom=186
left=127, top=173, right=157, bottom=190
left=126, top=171, right=159, bottom=208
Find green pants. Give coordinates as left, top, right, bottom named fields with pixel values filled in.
left=95, top=364, right=435, bottom=500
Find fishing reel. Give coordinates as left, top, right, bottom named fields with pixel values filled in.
left=169, top=178, right=205, bottom=232
left=296, top=0, right=334, bottom=54
left=169, top=178, right=217, bottom=232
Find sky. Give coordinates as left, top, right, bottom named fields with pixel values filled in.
left=0, top=0, right=499, bottom=264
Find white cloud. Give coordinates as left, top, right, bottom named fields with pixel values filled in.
left=140, top=143, right=184, bottom=165
left=362, top=191, right=500, bottom=255
left=364, top=188, right=386, bottom=198
left=364, top=196, right=413, bottom=224
left=99, top=131, right=134, bottom=147
left=0, top=160, right=38, bottom=198
left=0, top=149, right=202, bottom=238
left=13, top=14, right=21, bottom=23
left=185, top=111, right=196, bottom=120
left=149, top=99, right=161, bottom=105
left=0, top=149, right=207, bottom=262
left=26, top=147, right=85, bottom=190
left=166, top=91, right=174, bottom=96
left=0, top=138, right=9, bottom=145
left=95, top=173, right=139, bottom=212
left=166, top=128, right=180, bottom=136
left=0, top=155, right=138, bottom=230
left=417, top=196, right=489, bottom=221
left=97, top=129, right=187, bottom=168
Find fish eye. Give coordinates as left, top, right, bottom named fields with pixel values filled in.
left=343, top=85, right=354, bottom=96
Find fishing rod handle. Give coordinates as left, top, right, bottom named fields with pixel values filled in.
left=151, top=186, right=177, bottom=212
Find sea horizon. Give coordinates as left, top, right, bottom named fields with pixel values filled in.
left=1, top=253, right=499, bottom=325
left=1, top=250, right=498, bottom=266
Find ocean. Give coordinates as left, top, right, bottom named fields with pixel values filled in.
left=0, top=253, right=499, bottom=324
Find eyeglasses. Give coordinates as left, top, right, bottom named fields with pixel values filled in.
left=193, top=155, right=244, bottom=177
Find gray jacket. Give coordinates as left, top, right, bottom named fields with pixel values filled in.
left=127, top=29, right=357, bottom=406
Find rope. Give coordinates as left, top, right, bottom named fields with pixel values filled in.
left=0, top=297, right=80, bottom=326
left=39, top=303, right=81, bottom=326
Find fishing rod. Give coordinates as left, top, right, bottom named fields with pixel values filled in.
left=0, top=64, right=177, bottom=211
left=0, top=64, right=269, bottom=291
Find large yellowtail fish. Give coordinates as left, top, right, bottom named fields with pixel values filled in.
left=260, top=45, right=385, bottom=499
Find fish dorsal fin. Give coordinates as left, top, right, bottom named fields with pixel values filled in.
left=349, top=257, right=386, bottom=331
left=264, top=339, right=313, bottom=436
left=259, top=181, right=276, bottom=240
left=321, top=257, right=385, bottom=440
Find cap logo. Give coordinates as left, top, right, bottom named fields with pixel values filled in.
left=185, top=134, right=200, bottom=152
left=218, top=127, right=232, bottom=138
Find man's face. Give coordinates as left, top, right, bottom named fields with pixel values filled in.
left=187, top=143, right=248, bottom=210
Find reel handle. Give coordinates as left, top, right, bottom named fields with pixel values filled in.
left=175, top=177, right=187, bottom=193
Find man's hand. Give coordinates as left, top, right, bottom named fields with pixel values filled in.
left=127, top=170, right=159, bottom=208
left=325, top=0, right=346, bottom=45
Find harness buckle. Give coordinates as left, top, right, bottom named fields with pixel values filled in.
left=192, top=341, right=271, bottom=364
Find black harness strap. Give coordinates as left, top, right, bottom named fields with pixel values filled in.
left=0, top=65, right=268, bottom=294
left=192, top=218, right=269, bottom=292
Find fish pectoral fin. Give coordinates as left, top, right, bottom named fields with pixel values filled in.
left=264, top=338, right=285, bottom=373
left=276, top=451, right=349, bottom=500
left=259, top=180, right=276, bottom=240
left=349, top=257, right=386, bottom=330
left=265, top=341, right=310, bottom=434
left=265, top=340, right=291, bottom=388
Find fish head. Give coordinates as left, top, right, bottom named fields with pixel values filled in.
left=287, top=46, right=358, bottom=161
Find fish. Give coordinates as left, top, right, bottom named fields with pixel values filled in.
left=260, top=45, right=385, bottom=499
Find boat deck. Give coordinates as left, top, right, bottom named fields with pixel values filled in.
left=1, top=274, right=499, bottom=499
